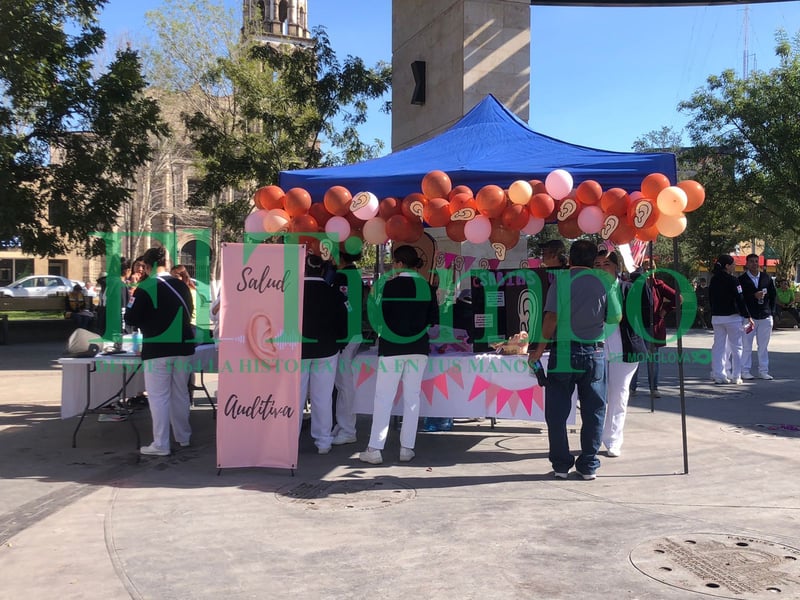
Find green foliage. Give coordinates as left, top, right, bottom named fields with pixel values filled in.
left=679, top=29, right=800, bottom=235
left=0, top=0, right=167, bottom=256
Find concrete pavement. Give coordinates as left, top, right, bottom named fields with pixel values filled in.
left=1, top=329, right=799, bottom=599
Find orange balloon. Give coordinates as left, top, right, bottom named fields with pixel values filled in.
left=406, top=218, right=424, bottom=243
left=575, top=180, right=602, bottom=206
left=529, top=193, right=555, bottom=219
left=378, top=197, right=402, bottom=220
left=641, top=173, right=670, bottom=200
left=600, top=188, right=630, bottom=216
left=610, top=221, right=636, bottom=245
left=254, top=185, right=285, bottom=210
left=501, top=204, right=529, bottom=230
left=385, top=214, right=413, bottom=242
left=635, top=223, right=659, bottom=242
left=528, top=179, right=548, bottom=196
left=401, top=193, right=427, bottom=220
left=323, top=186, right=352, bottom=216
left=475, top=185, right=506, bottom=218
left=449, top=185, right=473, bottom=200
left=423, top=197, right=452, bottom=227
left=678, top=180, right=705, bottom=212
left=283, top=187, right=311, bottom=217
left=308, top=202, right=332, bottom=228
left=421, top=170, right=452, bottom=199
left=450, top=192, right=477, bottom=212
left=557, top=218, right=583, bottom=239
left=490, top=220, right=520, bottom=250
left=289, top=213, right=319, bottom=234
left=626, top=198, right=660, bottom=229
left=445, top=220, right=467, bottom=242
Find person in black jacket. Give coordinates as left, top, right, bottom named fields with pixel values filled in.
left=359, top=245, right=439, bottom=465
left=738, top=254, right=776, bottom=380
left=709, top=255, right=753, bottom=385
left=330, top=250, right=365, bottom=446
left=124, top=246, right=195, bottom=456
left=300, top=254, right=348, bottom=454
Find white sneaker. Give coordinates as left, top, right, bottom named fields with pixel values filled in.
left=758, top=373, right=774, bottom=380
left=317, top=446, right=331, bottom=455
left=741, top=372, right=754, bottom=380
left=553, top=471, right=569, bottom=479
left=399, top=447, right=415, bottom=462
left=714, top=377, right=730, bottom=385
left=178, top=441, right=190, bottom=448
left=734, top=377, right=743, bottom=385
left=331, top=432, right=357, bottom=445
left=140, top=443, right=170, bottom=456
left=606, top=448, right=621, bottom=458
left=359, top=448, right=383, bottom=464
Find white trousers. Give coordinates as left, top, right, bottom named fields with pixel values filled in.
left=602, top=329, right=639, bottom=453
left=711, top=315, right=744, bottom=380
left=368, top=354, right=428, bottom=451
left=333, top=340, right=361, bottom=437
left=742, top=316, right=772, bottom=376
left=142, top=356, right=192, bottom=451
left=299, top=354, right=339, bottom=450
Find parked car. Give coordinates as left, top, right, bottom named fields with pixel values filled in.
left=0, top=275, right=76, bottom=297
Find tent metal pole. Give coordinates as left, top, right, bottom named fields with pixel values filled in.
left=647, top=242, right=656, bottom=413
left=672, top=236, right=689, bottom=475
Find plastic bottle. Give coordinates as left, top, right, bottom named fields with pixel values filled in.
left=132, top=329, right=142, bottom=355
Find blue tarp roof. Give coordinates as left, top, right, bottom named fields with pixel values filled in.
left=279, top=94, right=677, bottom=201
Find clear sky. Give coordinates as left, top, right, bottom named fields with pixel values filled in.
left=98, top=0, right=800, bottom=153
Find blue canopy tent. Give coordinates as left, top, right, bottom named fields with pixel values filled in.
left=279, top=94, right=677, bottom=199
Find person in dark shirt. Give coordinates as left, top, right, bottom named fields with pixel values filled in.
left=300, top=254, right=348, bottom=454
left=359, top=245, right=439, bottom=465
left=330, top=250, right=365, bottom=446
left=709, top=254, right=753, bottom=384
left=124, top=246, right=195, bottom=456
left=738, top=254, right=776, bottom=380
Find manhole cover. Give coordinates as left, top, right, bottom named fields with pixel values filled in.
left=274, top=477, right=416, bottom=511
left=631, top=533, right=800, bottom=598
left=722, top=424, right=800, bottom=440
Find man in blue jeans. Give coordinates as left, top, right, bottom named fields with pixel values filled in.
left=528, top=240, right=613, bottom=480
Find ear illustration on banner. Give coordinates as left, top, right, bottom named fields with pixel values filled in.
left=247, top=313, right=280, bottom=361
left=320, top=238, right=334, bottom=261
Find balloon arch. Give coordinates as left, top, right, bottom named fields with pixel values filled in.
left=244, top=168, right=704, bottom=259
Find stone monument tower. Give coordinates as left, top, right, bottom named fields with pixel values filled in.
left=243, top=0, right=312, bottom=45
left=391, top=0, right=531, bottom=151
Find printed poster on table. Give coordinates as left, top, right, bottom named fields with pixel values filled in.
left=216, top=243, right=304, bottom=469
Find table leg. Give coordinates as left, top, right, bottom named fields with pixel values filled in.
left=72, top=362, right=97, bottom=448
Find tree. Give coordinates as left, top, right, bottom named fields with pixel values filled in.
left=0, top=0, right=167, bottom=256
left=184, top=26, right=391, bottom=223
left=679, top=30, right=800, bottom=237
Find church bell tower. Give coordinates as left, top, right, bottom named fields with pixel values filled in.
left=243, top=0, right=312, bottom=46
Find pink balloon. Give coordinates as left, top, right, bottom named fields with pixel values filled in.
left=352, top=191, right=380, bottom=220
left=264, top=208, right=289, bottom=233
left=577, top=205, right=604, bottom=234
left=363, top=217, right=388, bottom=245
left=244, top=209, right=269, bottom=233
left=324, top=215, right=351, bottom=241
left=464, top=215, right=492, bottom=244
left=522, top=215, right=545, bottom=235
left=545, top=169, right=573, bottom=201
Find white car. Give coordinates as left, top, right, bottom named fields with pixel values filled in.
left=0, top=275, right=76, bottom=297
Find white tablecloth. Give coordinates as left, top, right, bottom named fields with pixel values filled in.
left=350, top=351, right=576, bottom=423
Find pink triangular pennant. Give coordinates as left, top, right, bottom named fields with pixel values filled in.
left=420, top=378, right=436, bottom=405
left=446, top=366, right=464, bottom=388
left=488, top=259, right=500, bottom=270
left=517, top=387, right=534, bottom=415
left=507, top=391, right=521, bottom=415
left=393, top=380, right=404, bottom=405
left=484, top=384, right=500, bottom=408
left=532, top=386, right=545, bottom=412
left=496, top=388, right=514, bottom=413
left=356, top=362, right=375, bottom=387
left=468, top=376, right=490, bottom=401
left=462, top=256, right=476, bottom=271
left=433, top=373, right=449, bottom=398
left=443, top=252, right=456, bottom=268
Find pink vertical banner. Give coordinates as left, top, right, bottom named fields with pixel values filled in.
left=216, top=243, right=304, bottom=470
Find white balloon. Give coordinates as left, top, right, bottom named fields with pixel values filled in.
left=351, top=191, right=380, bottom=220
